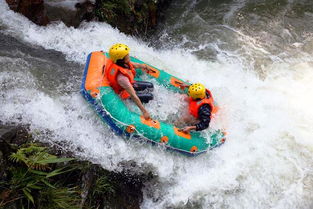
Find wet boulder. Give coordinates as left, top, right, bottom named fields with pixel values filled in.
left=72, top=0, right=98, bottom=27
left=5, top=0, right=49, bottom=26
left=94, top=0, right=172, bottom=36
left=0, top=123, right=154, bottom=209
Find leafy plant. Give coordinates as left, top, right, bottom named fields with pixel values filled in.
left=38, top=186, right=80, bottom=209
left=9, top=143, right=73, bottom=170
left=96, top=0, right=132, bottom=21
left=0, top=144, right=76, bottom=209
left=92, top=175, right=115, bottom=197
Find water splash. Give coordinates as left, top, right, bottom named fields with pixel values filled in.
left=1, top=1, right=313, bottom=208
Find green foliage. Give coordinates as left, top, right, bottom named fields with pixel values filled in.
left=94, top=0, right=160, bottom=35
left=0, top=144, right=77, bottom=209
left=95, top=0, right=132, bottom=22
left=83, top=174, right=115, bottom=209
left=38, top=187, right=80, bottom=209
left=92, top=175, right=115, bottom=197
left=0, top=143, right=123, bottom=209
left=9, top=143, right=74, bottom=170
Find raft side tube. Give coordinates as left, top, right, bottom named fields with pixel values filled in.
left=81, top=51, right=226, bottom=156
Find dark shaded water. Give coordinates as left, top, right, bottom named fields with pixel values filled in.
left=152, top=0, right=313, bottom=73
left=0, top=34, right=81, bottom=95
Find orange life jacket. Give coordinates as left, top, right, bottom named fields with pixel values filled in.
left=189, top=89, right=218, bottom=118
left=105, top=59, right=136, bottom=99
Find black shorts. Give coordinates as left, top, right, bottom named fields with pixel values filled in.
left=133, top=81, right=154, bottom=103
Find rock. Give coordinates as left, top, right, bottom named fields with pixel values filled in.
left=94, top=0, right=172, bottom=36
left=0, top=125, right=18, bottom=143
left=0, top=124, right=32, bottom=186
left=0, top=124, right=31, bottom=146
left=0, top=150, right=4, bottom=178
left=5, top=0, right=49, bottom=26
left=80, top=163, right=96, bottom=207
left=45, top=4, right=77, bottom=27
left=5, top=0, right=172, bottom=36
left=44, top=0, right=97, bottom=28
left=107, top=171, right=143, bottom=209
left=0, top=123, right=153, bottom=209
left=72, top=0, right=97, bottom=28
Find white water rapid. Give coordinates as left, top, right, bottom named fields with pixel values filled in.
left=1, top=1, right=313, bottom=208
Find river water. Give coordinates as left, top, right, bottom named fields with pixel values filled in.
left=1, top=0, right=313, bottom=208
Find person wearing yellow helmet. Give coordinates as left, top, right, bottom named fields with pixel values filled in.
left=108, top=43, right=130, bottom=63
left=106, top=43, right=154, bottom=120
left=177, top=83, right=218, bottom=133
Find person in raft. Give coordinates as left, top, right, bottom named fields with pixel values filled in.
left=178, top=83, right=217, bottom=133
left=106, top=43, right=154, bottom=120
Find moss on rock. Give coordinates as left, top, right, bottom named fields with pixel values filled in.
left=95, top=0, right=172, bottom=36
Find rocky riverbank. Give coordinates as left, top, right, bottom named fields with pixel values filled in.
left=94, top=0, right=171, bottom=36
left=0, top=123, right=154, bottom=209
left=5, top=0, right=172, bottom=36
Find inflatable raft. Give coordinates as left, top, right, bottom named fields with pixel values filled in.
left=81, top=51, right=226, bottom=156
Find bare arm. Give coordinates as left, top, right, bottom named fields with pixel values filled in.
left=126, top=85, right=150, bottom=119
left=132, top=62, right=146, bottom=69
left=132, top=62, right=152, bottom=73
left=117, top=74, right=150, bottom=119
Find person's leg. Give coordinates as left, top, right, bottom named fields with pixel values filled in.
left=133, top=81, right=154, bottom=91
left=174, top=108, right=198, bottom=127
left=136, top=92, right=153, bottom=103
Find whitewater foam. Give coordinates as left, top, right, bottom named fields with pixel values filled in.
left=1, top=1, right=313, bottom=208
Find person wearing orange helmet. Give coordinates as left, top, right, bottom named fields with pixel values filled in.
left=178, top=83, right=217, bottom=133
left=106, top=43, right=154, bottom=120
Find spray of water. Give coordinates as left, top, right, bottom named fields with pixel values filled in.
left=1, top=1, right=313, bottom=208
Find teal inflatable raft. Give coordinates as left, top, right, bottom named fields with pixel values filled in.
left=81, top=51, right=226, bottom=156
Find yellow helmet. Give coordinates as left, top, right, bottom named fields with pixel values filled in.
left=188, top=83, right=206, bottom=100
left=109, top=43, right=130, bottom=63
